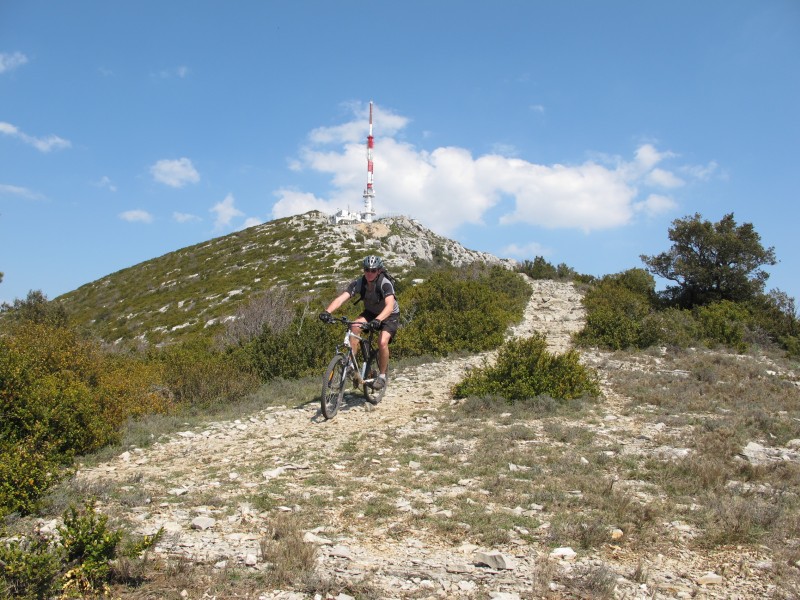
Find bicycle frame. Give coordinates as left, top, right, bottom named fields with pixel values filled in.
left=336, top=320, right=377, bottom=387
left=321, top=316, right=385, bottom=418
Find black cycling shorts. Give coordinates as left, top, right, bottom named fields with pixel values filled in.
left=360, top=311, right=399, bottom=342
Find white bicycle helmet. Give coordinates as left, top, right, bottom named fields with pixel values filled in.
left=363, top=255, right=384, bottom=270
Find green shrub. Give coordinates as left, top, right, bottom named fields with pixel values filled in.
left=58, top=500, right=123, bottom=596
left=782, top=334, right=800, bottom=358
left=97, top=354, right=175, bottom=425
left=611, top=268, right=658, bottom=299
left=395, top=267, right=530, bottom=357
left=452, top=334, right=600, bottom=401
left=0, top=534, right=61, bottom=600
left=572, top=269, right=763, bottom=352
left=156, top=341, right=260, bottom=409
left=0, top=322, right=117, bottom=457
left=576, top=290, right=650, bottom=350
left=518, top=256, right=581, bottom=281
left=395, top=306, right=511, bottom=356
left=747, top=289, right=800, bottom=355
left=638, top=307, right=700, bottom=348
left=577, top=304, right=642, bottom=350
left=694, top=300, right=750, bottom=352
left=519, top=256, right=558, bottom=280
left=245, top=311, right=339, bottom=381
left=0, top=320, right=179, bottom=516
left=0, top=500, right=161, bottom=598
left=0, top=289, right=69, bottom=328
left=576, top=265, right=797, bottom=353
left=0, top=438, right=61, bottom=517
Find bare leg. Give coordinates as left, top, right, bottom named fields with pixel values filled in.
left=350, top=317, right=367, bottom=361
left=377, top=330, right=391, bottom=375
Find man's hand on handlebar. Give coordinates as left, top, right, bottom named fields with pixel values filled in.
left=364, top=318, right=382, bottom=332
left=319, top=311, right=332, bottom=323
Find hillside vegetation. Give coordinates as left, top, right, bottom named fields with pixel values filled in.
left=570, top=214, right=799, bottom=356
left=0, top=211, right=526, bottom=524
left=1, top=211, right=799, bottom=597
left=56, top=212, right=513, bottom=347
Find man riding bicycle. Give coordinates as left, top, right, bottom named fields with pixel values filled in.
left=319, top=255, right=399, bottom=390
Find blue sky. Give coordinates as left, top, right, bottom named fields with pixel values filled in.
left=2, top=1, right=799, bottom=307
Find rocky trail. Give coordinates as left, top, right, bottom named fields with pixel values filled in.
left=72, top=278, right=788, bottom=599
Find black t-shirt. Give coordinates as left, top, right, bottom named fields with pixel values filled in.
left=347, top=274, right=400, bottom=316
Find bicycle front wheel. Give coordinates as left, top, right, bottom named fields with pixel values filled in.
left=362, top=353, right=386, bottom=405
left=321, top=354, right=348, bottom=419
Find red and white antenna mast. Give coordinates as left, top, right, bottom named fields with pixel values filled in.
left=362, top=100, right=376, bottom=223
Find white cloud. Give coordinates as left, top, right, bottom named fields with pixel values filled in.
left=173, top=211, right=201, bottom=223
left=272, top=189, right=336, bottom=217
left=646, top=168, right=684, bottom=188
left=634, top=144, right=676, bottom=171
left=242, top=217, right=263, bottom=229
left=0, top=183, right=44, bottom=200
left=120, top=209, right=154, bottom=223
left=308, top=101, right=409, bottom=146
left=211, top=193, right=244, bottom=230
left=271, top=104, right=691, bottom=235
left=502, top=241, right=550, bottom=258
left=150, top=158, right=200, bottom=188
left=309, top=121, right=363, bottom=146
left=94, top=176, right=117, bottom=192
left=681, top=160, right=721, bottom=181
left=633, top=194, right=678, bottom=217
left=0, top=52, right=28, bottom=74
left=153, top=66, right=190, bottom=79
left=0, top=121, right=71, bottom=152
left=530, top=104, right=545, bottom=114
left=492, top=158, right=636, bottom=231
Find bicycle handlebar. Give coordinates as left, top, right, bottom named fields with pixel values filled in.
left=324, top=315, right=368, bottom=328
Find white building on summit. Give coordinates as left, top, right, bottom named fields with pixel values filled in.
left=331, top=207, right=366, bottom=225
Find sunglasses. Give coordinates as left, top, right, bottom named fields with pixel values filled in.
left=364, top=268, right=379, bottom=273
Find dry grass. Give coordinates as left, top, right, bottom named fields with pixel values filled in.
left=259, top=514, right=317, bottom=587
left=21, top=345, right=799, bottom=598
left=563, top=563, right=618, bottom=599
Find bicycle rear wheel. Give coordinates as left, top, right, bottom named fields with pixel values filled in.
left=362, top=352, right=386, bottom=405
left=321, top=354, right=348, bottom=419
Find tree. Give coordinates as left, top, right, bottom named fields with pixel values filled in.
left=0, top=290, right=69, bottom=328
left=641, top=213, right=776, bottom=308
left=518, top=256, right=580, bottom=281
left=519, top=256, right=558, bottom=280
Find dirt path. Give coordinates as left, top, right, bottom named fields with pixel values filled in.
left=74, top=277, right=778, bottom=599
left=80, top=278, right=584, bottom=500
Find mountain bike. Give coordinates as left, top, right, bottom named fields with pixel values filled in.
left=320, top=316, right=386, bottom=419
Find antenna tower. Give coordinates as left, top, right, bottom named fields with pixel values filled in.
left=362, top=100, right=376, bottom=223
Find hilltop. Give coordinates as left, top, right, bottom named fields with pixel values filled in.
left=57, top=212, right=515, bottom=345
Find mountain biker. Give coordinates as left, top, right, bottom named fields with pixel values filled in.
left=319, top=255, right=399, bottom=390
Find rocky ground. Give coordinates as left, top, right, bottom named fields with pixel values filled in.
left=68, top=277, right=797, bottom=599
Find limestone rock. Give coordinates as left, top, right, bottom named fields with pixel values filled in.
left=550, top=547, right=577, bottom=560
left=474, top=551, right=516, bottom=570
left=191, top=516, right=216, bottom=530
left=696, top=572, right=723, bottom=585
